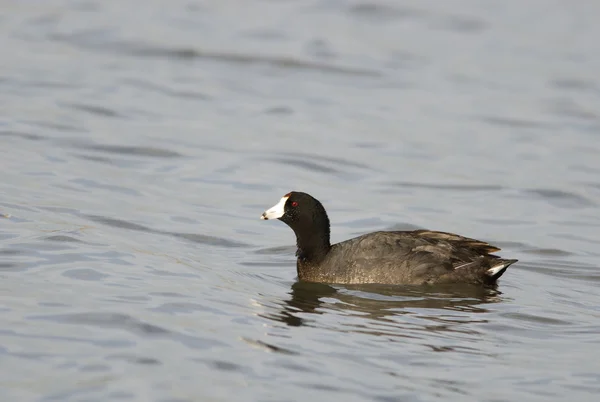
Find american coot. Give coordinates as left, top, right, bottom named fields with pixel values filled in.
left=260, top=191, right=517, bottom=286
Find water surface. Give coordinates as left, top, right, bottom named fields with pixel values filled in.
left=1, top=1, right=600, bottom=401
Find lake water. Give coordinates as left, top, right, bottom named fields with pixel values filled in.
left=1, top=1, right=600, bottom=401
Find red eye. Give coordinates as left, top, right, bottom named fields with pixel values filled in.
left=291, top=201, right=298, bottom=207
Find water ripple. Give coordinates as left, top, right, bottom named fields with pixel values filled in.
left=71, top=142, right=184, bottom=158
left=85, top=214, right=252, bottom=248
left=65, top=103, right=125, bottom=119
left=50, top=33, right=382, bottom=78
left=522, top=188, right=595, bottom=208
left=28, top=312, right=225, bottom=349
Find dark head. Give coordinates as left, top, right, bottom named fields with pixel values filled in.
left=261, top=191, right=331, bottom=261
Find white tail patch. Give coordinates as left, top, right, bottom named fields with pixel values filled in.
left=486, top=263, right=506, bottom=277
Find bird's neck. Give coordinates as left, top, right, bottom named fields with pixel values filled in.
left=295, top=227, right=331, bottom=264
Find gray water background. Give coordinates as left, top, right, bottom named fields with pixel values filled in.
left=1, top=0, right=600, bottom=401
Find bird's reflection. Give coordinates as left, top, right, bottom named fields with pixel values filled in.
left=263, top=281, right=505, bottom=329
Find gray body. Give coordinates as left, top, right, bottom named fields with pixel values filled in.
left=296, top=230, right=517, bottom=286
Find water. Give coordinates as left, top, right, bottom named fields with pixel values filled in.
left=1, top=0, right=600, bottom=401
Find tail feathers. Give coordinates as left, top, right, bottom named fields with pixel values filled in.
left=485, top=259, right=518, bottom=280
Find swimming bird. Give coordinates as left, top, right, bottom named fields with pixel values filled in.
left=260, top=191, right=517, bottom=286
